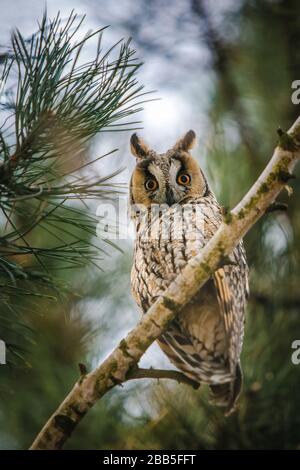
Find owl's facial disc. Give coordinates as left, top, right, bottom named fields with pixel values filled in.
left=130, top=131, right=207, bottom=207
left=130, top=154, right=207, bottom=207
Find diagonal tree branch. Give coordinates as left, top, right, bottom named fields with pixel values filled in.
left=30, top=117, right=300, bottom=450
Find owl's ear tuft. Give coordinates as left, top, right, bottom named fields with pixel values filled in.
left=173, top=130, right=196, bottom=152
left=130, top=133, right=150, bottom=159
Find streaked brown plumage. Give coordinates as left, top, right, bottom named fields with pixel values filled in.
left=129, top=130, right=249, bottom=413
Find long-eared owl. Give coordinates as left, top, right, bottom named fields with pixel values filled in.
left=129, top=130, right=249, bottom=413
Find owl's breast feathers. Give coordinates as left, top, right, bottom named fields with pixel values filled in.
left=131, top=193, right=249, bottom=413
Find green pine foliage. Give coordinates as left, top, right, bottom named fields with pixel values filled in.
left=0, top=11, right=146, bottom=365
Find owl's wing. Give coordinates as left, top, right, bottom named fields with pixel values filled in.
left=186, top=196, right=249, bottom=364
left=213, top=241, right=249, bottom=373
left=176, top=195, right=249, bottom=376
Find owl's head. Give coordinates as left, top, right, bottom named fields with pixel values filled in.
left=129, top=130, right=208, bottom=207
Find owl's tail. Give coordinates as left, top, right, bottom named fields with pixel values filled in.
left=209, top=363, right=243, bottom=416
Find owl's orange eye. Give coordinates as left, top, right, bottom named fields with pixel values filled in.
left=145, top=178, right=158, bottom=191
left=177, top=173, right=191, bottom=185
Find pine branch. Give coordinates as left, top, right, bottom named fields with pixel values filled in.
left=29, top=117, right=300, bottom=450
left=0, top=14, right=144, bottom=256
left=0, top=11, right=148, bottom=363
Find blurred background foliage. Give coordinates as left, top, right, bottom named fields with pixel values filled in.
left=0, top=0, right=300, bottom=450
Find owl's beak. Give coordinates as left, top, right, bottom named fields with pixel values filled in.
left=166, top=187, right=175, bottom=206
